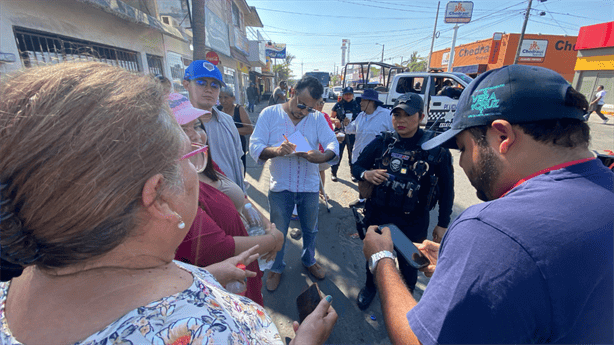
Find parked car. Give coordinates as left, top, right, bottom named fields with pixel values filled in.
left=332, top=86, right=342, bottom=100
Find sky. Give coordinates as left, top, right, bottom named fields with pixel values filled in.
left=247, top=0, right=614, bottom=79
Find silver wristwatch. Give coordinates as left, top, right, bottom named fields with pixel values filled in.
left=360, top=170, right=367, bottom=180
left=368, top=250, right=396, bottom=274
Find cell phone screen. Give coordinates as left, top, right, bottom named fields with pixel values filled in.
left=380, top=224, right=430, bottom=269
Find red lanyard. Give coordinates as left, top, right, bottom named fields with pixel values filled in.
left=500, top=157, right=595, bottom=198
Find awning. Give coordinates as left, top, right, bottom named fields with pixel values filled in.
left=453, top=64, right=487, bottom=74
left=77, top=0, right=186, bottom=41
left=231, top=47, right=251, bottom=65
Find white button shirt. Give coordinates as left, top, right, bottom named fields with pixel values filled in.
left=345, top=106, right=394, bottom=164
left=250, top=104, right=339, bottom=193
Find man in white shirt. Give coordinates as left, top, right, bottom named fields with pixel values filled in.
left=183, top=60, right=246, bottom=191
left=586, top=85, right=609, bottom=124
left=250, top=75, right=339, bottom=291
left=345, top=89, right=394, bottom=207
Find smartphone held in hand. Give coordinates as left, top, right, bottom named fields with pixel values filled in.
left=378, top=224, right=430, bottom=269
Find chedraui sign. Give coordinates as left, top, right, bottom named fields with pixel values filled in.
left=518, top=39, right=549, bottom=63
left=445, top=1, right=474, bottom=23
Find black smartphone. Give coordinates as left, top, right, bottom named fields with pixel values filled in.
left=378, top=224, right=430, bottom=269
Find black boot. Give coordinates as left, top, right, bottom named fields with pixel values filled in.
left=357, top=284, right=377, bottom=310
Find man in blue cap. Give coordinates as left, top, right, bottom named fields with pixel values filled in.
left=330, top=86, right=360, bottom=182
left=362, top=65, right=613, bottom=344
left=183, top=60, right=246, bottom=191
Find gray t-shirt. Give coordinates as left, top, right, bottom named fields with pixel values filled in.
left=203, top=108, right=245, bottom=192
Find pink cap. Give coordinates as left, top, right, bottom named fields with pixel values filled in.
left=168, top=93, right=211, bottom=125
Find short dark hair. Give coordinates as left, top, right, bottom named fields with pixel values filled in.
left=279, top=80, right=287, bottom=87
left=294, top=75, right=323, bottom=100
left=599, top=85, right=604, bottom=89
left=467, top=86, right=590, bottom=149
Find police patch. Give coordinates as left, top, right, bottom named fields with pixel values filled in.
left=390, top=158, right=402, bottom=172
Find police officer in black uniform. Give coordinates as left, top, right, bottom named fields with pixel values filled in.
left=351, top=93, right=454, bottom=310
left=331, top=87, right=361, bottom=181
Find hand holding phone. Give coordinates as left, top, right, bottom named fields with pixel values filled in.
left=378, top=224, right=430, bottom=269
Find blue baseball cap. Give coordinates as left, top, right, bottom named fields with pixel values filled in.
left=184, top=60, right=226, bottom=86
left=342, top=86, right=354, bottom=94
left=421, top=65, right=586, bottom=150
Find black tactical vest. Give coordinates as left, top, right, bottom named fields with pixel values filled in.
left=372, top=131, right=443, bottom=214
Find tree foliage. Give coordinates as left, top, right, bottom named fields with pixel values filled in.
left=273, top=54, right=295, bottom=82
left=405, top=52, right=427, bottom=72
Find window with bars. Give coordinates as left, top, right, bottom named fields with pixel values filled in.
left=147, top=54, right=164, bottom=76
left=13, top=27, right=141, bottom=72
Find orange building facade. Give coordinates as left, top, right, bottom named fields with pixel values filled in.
left=430, top=33, right=578, bottom=82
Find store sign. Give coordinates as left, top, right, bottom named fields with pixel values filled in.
left=233, top=27, right=249, bottom=55
left=265, top=43, right=286, bottom=59
left=205, top=7, right=230, bottom=57
left=206, top=51, right=220, bottom=65
left=518, top=39, right=548, bottom=63
left=442, top=52, right=450, bottom=66
left=445, top=1, right=474, bottom=23
left=237, top=61, right=249, bottom=74
left=488, top=32, right=503, bottom=64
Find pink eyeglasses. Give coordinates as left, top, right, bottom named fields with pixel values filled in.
left=180, top=143, right=209, bottom=173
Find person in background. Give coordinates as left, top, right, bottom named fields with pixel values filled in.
left=250, top=75, right=339, bottom=292
left=183, top=60, right=246, bottom=191
left=315, top=98, right=336, bottom=200
left=330, top=87, right=361, bottom=182
left=363, top=64, right=613, bottom=344
left=586, top=85, right=609, bottom=124
left=345, top=89, right=394, bottom=208
left=169, top=92, right=283, bottom=306
left=269, top=80, right=288, bottom=105
left=0, top=61, right=299, bottom=344
left=218, top=87, right=253, bottom=176
left=247, top=82, right=258, bottom=113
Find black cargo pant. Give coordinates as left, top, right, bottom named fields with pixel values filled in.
left=360, top=201, right=430, bottom=291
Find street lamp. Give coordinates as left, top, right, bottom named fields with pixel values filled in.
left=376, top=43, right=385, bottom=63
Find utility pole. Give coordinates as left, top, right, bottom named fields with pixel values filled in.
left=381, top=44, right=385, bottom=62
left=514, top=0, right=533, bottom=64
left=191, top=0, right=206, bottom=60
left=427, top=1, right=440, bottom=70
left=301, top=61, right=303, bottom=76
left=447, top=24, right=459, bottom=72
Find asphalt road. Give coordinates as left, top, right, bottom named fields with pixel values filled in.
left=243, top=100, right=613, bottom=344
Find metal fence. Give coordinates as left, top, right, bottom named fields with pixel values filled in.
left=13, top=27, right=141, bottom=72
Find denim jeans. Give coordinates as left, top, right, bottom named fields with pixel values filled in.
left=248, top=99, right=255, bottom=112
left=268, top=190, right=319, bottom=273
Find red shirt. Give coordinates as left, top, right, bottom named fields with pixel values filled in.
left=175, top=181, right=264, bottom=306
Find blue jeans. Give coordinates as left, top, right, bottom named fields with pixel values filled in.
left=248, top=99, right=255, bottom=112
left=268, top=191, right=319, bottom=273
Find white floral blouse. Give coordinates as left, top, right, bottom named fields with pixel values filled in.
left=0, top=261, right=283, bottom=344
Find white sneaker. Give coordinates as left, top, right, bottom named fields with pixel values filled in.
left=603, top=118, right=609, bottom=124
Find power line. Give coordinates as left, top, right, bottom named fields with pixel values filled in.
left=335, top=0, right=434, bottom=13
left=255, top=7, right=432, bottom=20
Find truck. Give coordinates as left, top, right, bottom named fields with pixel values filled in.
left=305, top=71, right=331, bottom=99
left=342, top=62, right=473, bottom=132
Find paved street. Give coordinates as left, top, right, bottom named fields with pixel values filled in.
left=242, top=99, right=613, bottom=344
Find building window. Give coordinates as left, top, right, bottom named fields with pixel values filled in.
left=147, top=54, right=165, bottom=76
left=13, top=27, right=141, bottom=72
left=232, top=2, right=241, bottom=28
left=167, top=51, right=191, bottom=96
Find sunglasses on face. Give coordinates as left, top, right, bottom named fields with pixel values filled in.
left=194, top=79, right=220, bottom=89
left=296, top=103, right=316, bottom=113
